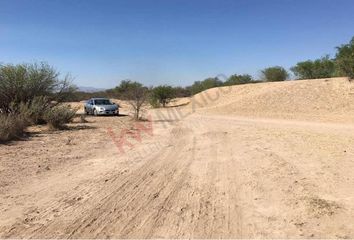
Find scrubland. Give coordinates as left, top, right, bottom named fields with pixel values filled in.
left=1, top=77, right=354, bottom=238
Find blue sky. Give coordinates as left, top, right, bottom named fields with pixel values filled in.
left=1, top=0, right=354, bottom=88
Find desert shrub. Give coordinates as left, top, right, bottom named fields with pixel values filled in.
left=151, top=85, right=175, bottom=107
left=291, top=56, right=337, bottom=79
left=173, top=86, right=191, bottom=97
left=261, top=66, right=289, bottom=82
left=79, top=114, right=88, bottom=123
left=114, top=80, right=149, bottom=120
left=0, top=62, right=76, bottom=113
left=14, top=96, right=52, bottom=125
left=43, top=105, right=77, bottom=129
left=26, top=96, right=52, bottom=124
left=190, top=77, right=223, bottom=94
left=0, top=113, right=28, bottom=142
left=335, top=37, right=354, bottom=79
left=224, top=74, right=253, bottom=86
left=149, top=97, right=160, bottom=108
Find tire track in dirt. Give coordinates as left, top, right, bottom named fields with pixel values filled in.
left=4, top=124, right=196, bottom=238
left=1, top=109, right=354, bottom=238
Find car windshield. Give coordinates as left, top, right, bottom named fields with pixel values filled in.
left=94, top=99, right=112, bottom=105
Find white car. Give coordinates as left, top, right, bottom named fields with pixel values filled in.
left=84, top=98, right=119, bottom=116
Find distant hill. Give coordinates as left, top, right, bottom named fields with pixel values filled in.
left=77, top=86, right=106, bottom=93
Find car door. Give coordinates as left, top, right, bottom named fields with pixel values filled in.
left=86, top=100, right=93, bottom=113
left=90, top=100, right=97, bottom=114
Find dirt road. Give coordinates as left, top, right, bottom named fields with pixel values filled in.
left=1, top=108, right=354, bottom=238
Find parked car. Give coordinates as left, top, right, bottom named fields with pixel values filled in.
left=84, top=98, right=119, bottom=116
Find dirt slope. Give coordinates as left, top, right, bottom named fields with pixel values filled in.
left=186, top=77, right=354, bottom=123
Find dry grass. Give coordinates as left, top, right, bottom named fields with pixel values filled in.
left=43, top=105, right=77, bottom=130
left=0, top=113, right=28, bottom=142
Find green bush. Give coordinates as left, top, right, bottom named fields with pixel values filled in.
left=291, top=56, right=337, bottom=79
left=15, top=96, right=52, bottom=125
left=0, top=98, right=50, bottom=142
left=224, top=74, right=253, bottom=86
left=113, top=80, right=149, bottom=120
left=151, top=85, right=175, bottom=107
left=43, top=105, right=77, bottom=129
left=190, top=77, right=223, bottom=94
left=0, top=62, right=75, bottom=113
left=172, top=86, right=191, bottom=97
left=0, top=113, right=28, bottom=142
left=261, top=66, right=289, bottom=82
left=149, top=97, right=160, bottom=108
left=336, top=37, right=354, bottom=79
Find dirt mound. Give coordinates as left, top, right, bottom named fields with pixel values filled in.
left=186, top=77, right=354, bottom=123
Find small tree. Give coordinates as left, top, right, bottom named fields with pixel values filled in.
left=0, top=62, right=75, bottom=112
left=336, top=37, right=354, bottom=79
left=151, top=85, right=175, bottom=107
left=190, top=77, right=223, bottom=94
left=261, top=66, right=289, bottom=82
left=291, top=56, right=337, bottom=79
left=173, top=86, right=191, bottom=97
left=115, top=80, right=148, bottom=120
left=224, top=74, right=253, bottom=86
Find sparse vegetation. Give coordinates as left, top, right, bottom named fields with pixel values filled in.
left=224, top=74, right=253, bottom=85
left=0, top=63, right=79, bottom=140
left=2, top=37, right=354, bottom=142
left=114, top=80, right=149, bottom=120
left=151, top=85, right=175, bottom=107
left=190, top=77, right=223, bottom=94
left=149, top=96, right=160, bottom=108
left=336, top=37, right=354, bottom=79
left=15, top=96, right=52, bottom=125
left=172, top=86, right=191, bottom=98
left=0, top=113, right=28, bottom=142
left=43, top=105, right=77, bottom=129
left=0, top=62, right=75, bottom=113
left=261, top=66, right=289, bottom=82
left=291, top=56, right=337, bottom=79
left=79, top=114, right=88, bottom=123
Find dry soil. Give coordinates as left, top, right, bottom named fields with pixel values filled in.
left=0, top=77, right=354, bottom=238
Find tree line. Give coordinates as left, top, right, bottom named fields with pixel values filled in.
left=71, top=36, right=354, bottom=103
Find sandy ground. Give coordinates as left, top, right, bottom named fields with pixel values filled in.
left=1, top=78, right=354, bottom=238
left=187, top=77, right=354, bottom=123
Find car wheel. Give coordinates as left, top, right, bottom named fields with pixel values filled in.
left=84, top=108, right=89, bottom=115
